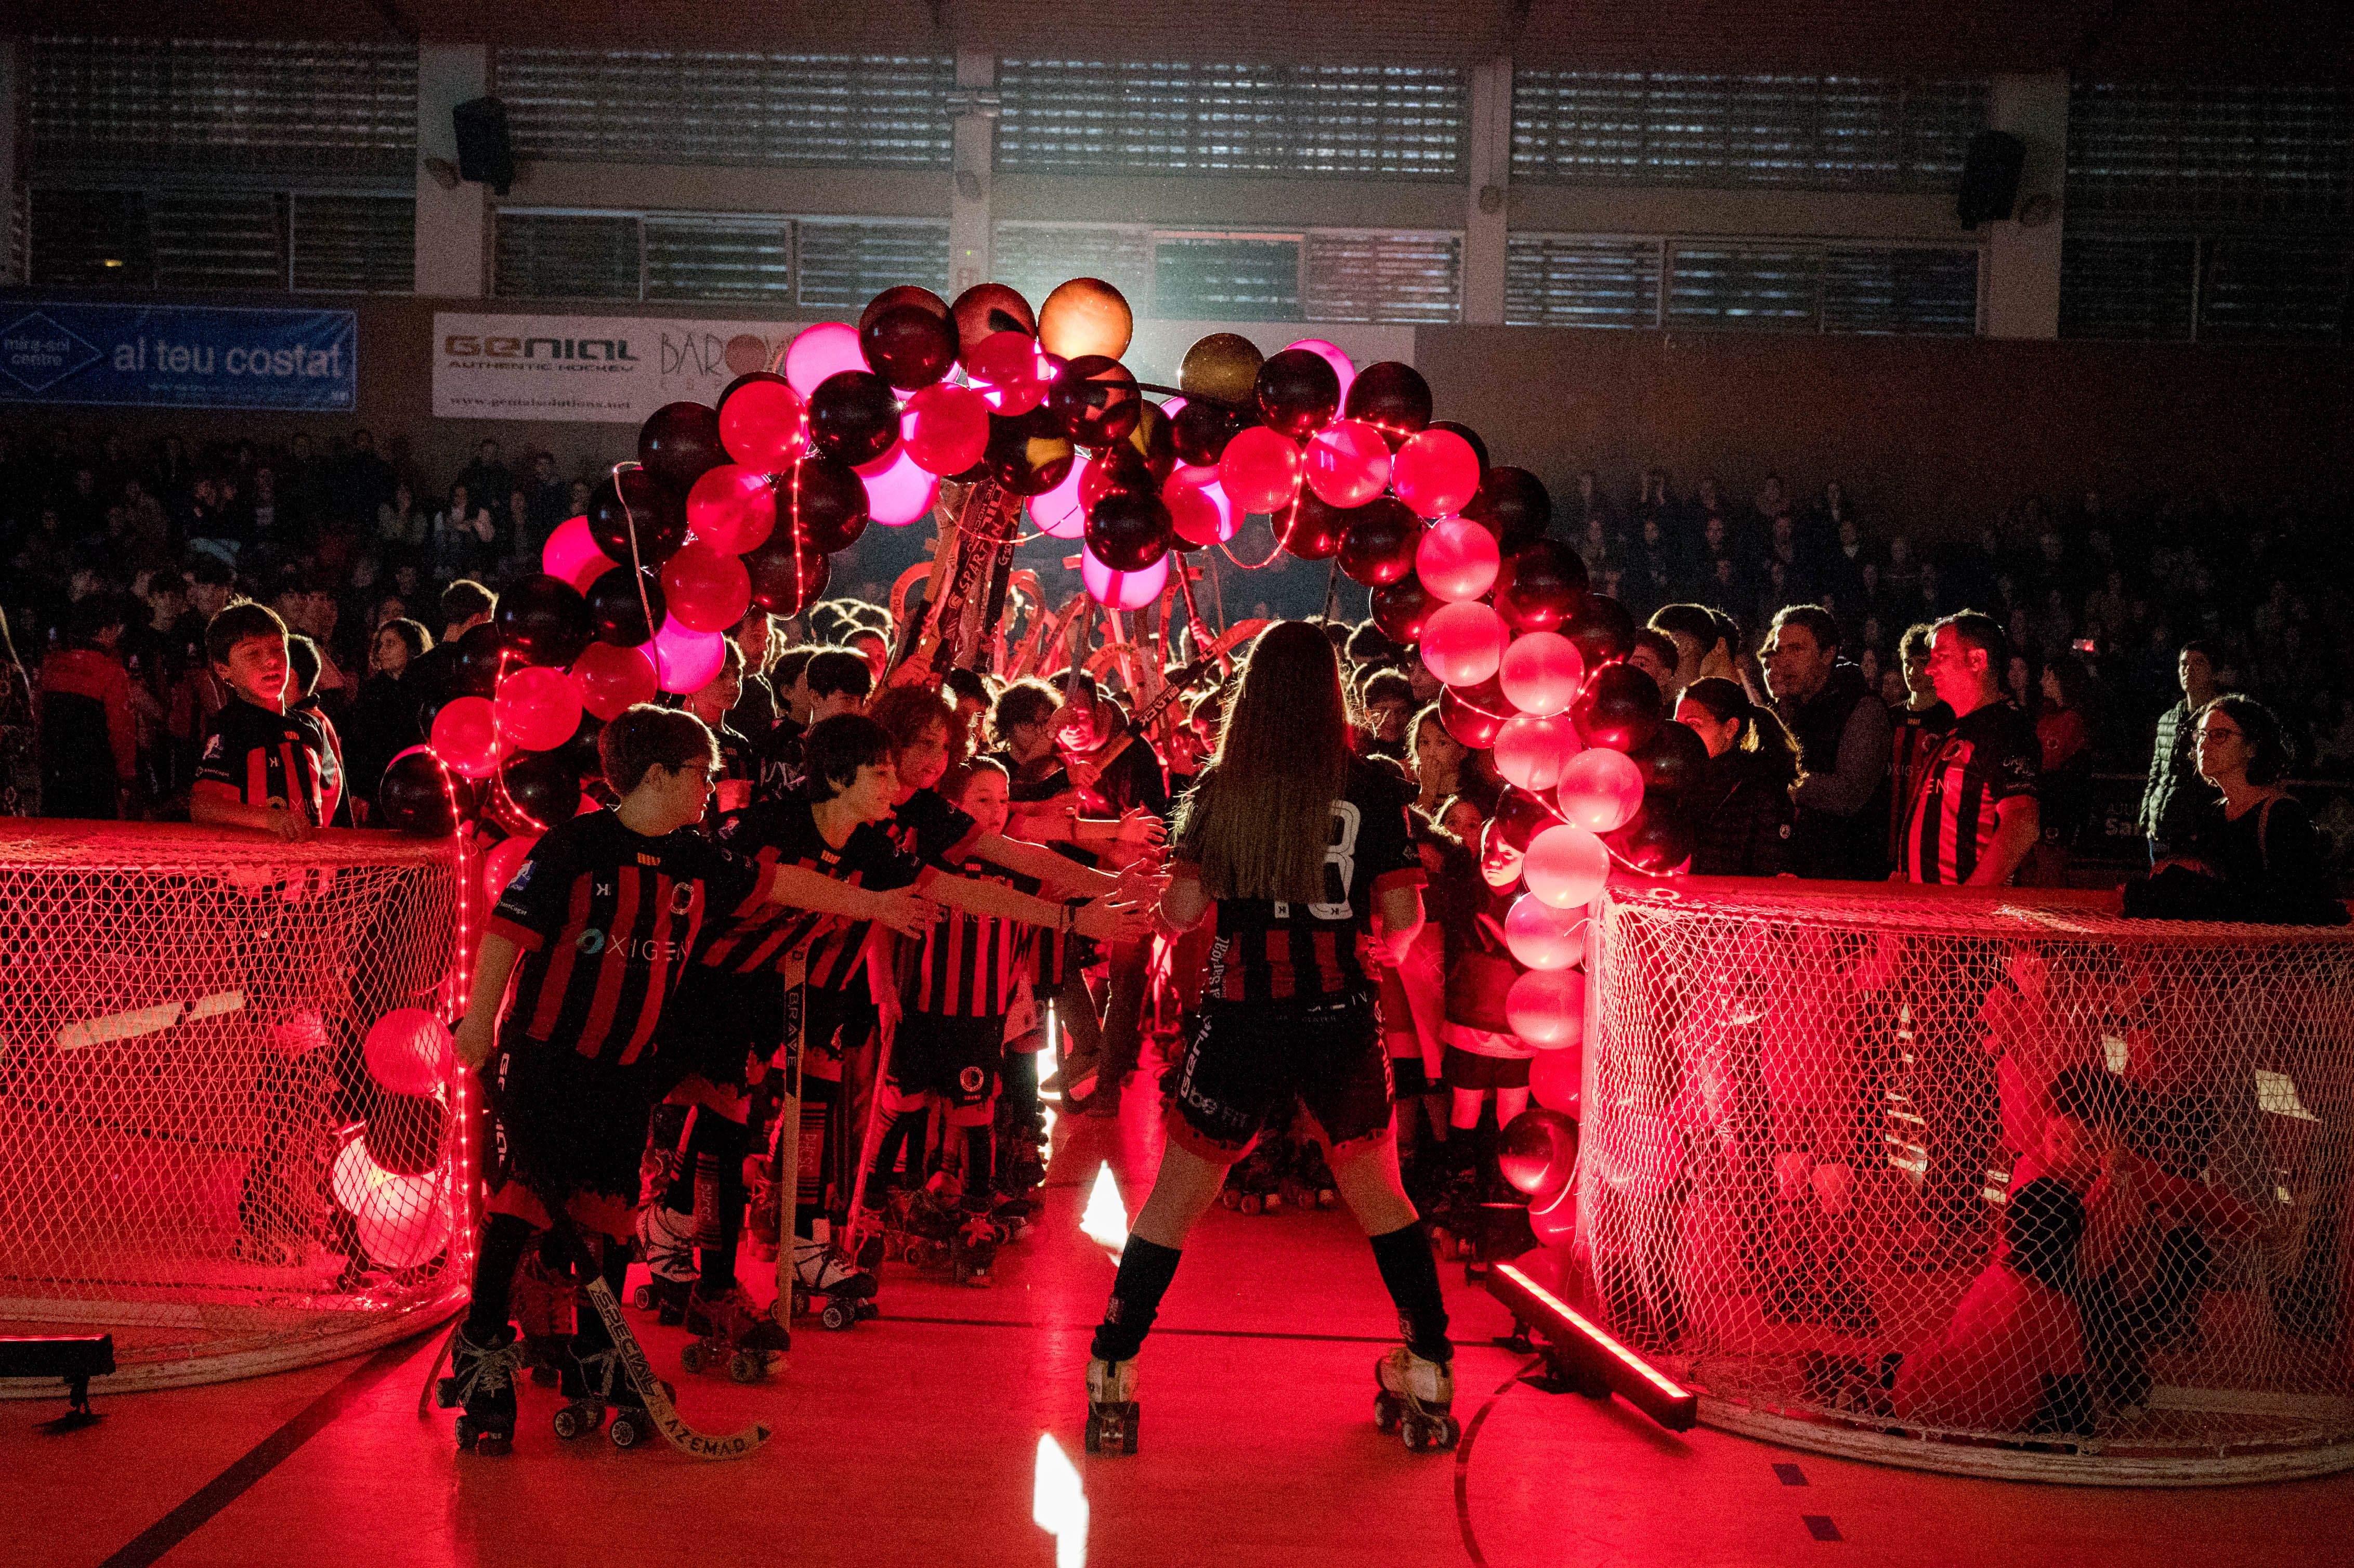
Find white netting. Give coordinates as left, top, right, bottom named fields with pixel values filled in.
left=1575, top=877, right=2354, bottom=1483
left=0, top=822, right=470, bottom=1393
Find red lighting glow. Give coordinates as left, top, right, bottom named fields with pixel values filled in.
left=1488, top=1260, right=1697, bottom=1430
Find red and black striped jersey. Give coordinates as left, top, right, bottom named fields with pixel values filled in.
left=489, top=809, right=775, bottom=1065
left=899, top=859, right=1041, bottom=1019
left=1900, top=700, right=2040, bottom=886
left=193, top=694, right=345, bottom=827
left=697, top=792, right=930, bottom=988
left=1184, top=758, right=1424, bottom=1005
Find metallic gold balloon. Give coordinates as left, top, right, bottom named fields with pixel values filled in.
left=1038, top=277, right=1134, bottom=361
left=1180, top=333, right=1264, bottom=406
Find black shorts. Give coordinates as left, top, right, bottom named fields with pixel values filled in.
left=1169, top=992, right=1394, bottom=1160
left=1442, top=1043, right=1532, bottom=1092
left=654, top=970, right=782, bottom=1099
left=488, top=1039, right=657, bottom=1207
left=889, top=1013, right=1004, bottom=1113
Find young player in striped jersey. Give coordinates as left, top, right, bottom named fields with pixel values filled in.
left=441, top=705, right=936, bottom=1455
left=191, top=600, right=345, bottom=838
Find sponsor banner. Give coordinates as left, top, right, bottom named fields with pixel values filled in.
left=0, top=303, right=357, bottom=411
left=433, top=312, right=805, bottom=424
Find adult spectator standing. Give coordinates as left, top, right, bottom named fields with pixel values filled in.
left=433, top=483, right=499, bottom=582
left=2029, top=655, right=2096, bottom=884
left=2139, top=639, right=2220, bottom=863
left=406, top=580, right=497, bottom=724
left=1649, top=603, right=1744, bottom=708
left=1673, top=677, right=1798, bottom=876
left=333, top=428, right=397, bottom=528
left=454, top=439, right=514, bottom=522
left=39, top=595, right=138, bottom=819
left=524, top=451, right=572, bottom=553
left=1762, top=605, right=1891, bottom=879
left=0, top=608, right=38, bottom=816
left=1888, top=622, right=1954, bottom=868
left=1899, top=612, right=2041, bottom=887
left=2185, top=696, right=2346, bottom=925
left=726, top=609, right=780, bottom=736
left=344, top=618, right=432, bottom=811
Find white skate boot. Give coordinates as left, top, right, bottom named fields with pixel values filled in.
left=1084, top=1356, right=1140, bottom=1455
left=1374, top=1346, right=1460, bottom=1452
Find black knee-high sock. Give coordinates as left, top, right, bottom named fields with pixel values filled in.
left=464, top=1212, right=535, bottom=1338
left=696, top=1116, right=751, bottom=1291
left=1369, top=1221, right=1453, bottom=1363
left=870, top=1108, right=926, bottom=1196
left=1090, top=1236, right=1182, bottom=1363
left=961, top=1124, right=994, bottom=1210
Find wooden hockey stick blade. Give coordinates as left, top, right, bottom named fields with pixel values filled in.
left=580, top=1276, right=770, bottom=1460
left=415, top=1316, right=461, bottom=1419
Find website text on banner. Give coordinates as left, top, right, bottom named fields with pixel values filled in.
left=0, top=303, right=357, bottom=412
left=432, top=313, right=810, bottom=424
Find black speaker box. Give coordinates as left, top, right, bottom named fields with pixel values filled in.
left=1957, top=130, right=2025, bottom=229
left=452, top=96, right=515, bottom=195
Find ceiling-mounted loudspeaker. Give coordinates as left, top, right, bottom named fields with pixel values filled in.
left=1957, top=130, right=2025, bottom=230
left=452, top=97, right=515, bottom=197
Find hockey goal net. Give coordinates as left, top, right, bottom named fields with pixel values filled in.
left=1574, top=876, right=2354, bottom=1483
left=0, top=822, right=470, bottom=1393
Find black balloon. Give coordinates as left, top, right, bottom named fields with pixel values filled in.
left=1171, top=400, right=1240, bottom=467
left=951, top=283, right=1037, bottom=360
left=985, top=407, right=1075, bottom=496
left=1571, top=661, right=1664, bottom=753
left=1342, top=361, right=1433, bottom=442
left=1429, top=420, right=1489, bottom=472
left=860, top=284, right=952, bottom=334
left=376, top=748, right=456, bottom=835
left=1276, top=491, right=1348, bottom=560
left=587, top=469, right=687, bottom=567
left=450, top=622, right=505, bottom=698
left=1254, top=348, right=1341, bottom=440
left=1498, top=1107, right=1581, bottom=1201
left=1047, top=355, right=1142, bottom=447
left=1465, top=467, right=1554, bottom=553
left=1495, top=541, right=1589, bottom=633
left=1630, top=719, right=1709, bottom=794
left=776, top=454, right=870, bottom=554
left=1439, top=679, right=1510, bottom=749
left=1117, top=401, right=1179, bottom=482
left=559, top=715, right=605, bottom=785
left=364, top=1090, right=447, bottom=1176
left=1564, top=593, right=1638, bottom=669
left=1084, top=491, right=1173, bottom=573
left=860, top=301, right=960, bottom=389
left=493, top=573, right=592, bottom=669
left=1338, top=497, right=1421, bottom=587
left=1607, top=791, right=1698, bottom=875
left=806, top=371, right=901, bottom=466
left=1493, top=786, right=1564, bottom=853
left=496, top=748, right=582, bottom=832
left=744, top=534, right=831, bottom=616
left=637, top=401, right=726, bottom=492
left=586, top=565, right=665, bottom=646
left=1369, top=576, right=1436, bottom=645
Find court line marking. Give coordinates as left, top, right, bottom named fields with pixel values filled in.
left=1455, top=1357, right=1542, bottom=1568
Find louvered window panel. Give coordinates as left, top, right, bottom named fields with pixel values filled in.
left=1821, top=246, right=1979, bottom=335
left=149, top=191, right=287, bottom=290
left=996, top=61, right=1463, bottom=178
left=31, top=36, right=416, bottom=178
left=1303, top=231, right=1460, bottom=323
left=292, top=194, right=414, bottom=294
left=1512, top=72, right=1985, bottom=191
left=795, top=221, right=950, bottom=309
left=495, top=212, right=643, bottom=300
left=1154, top=236, right=1302, bottom=320
left=1667, top=244, right=1821, bottom=329
left=2068, top=82, right=2354, bottom=221
left=2059, top=237, right=2197, bottom=340
left=2199, top=239, right=2353, bottom=343
left=645, top=215, right=793, bottom=302
left=29, top=189, right=153, bottom=288
left=496, top=50, right=953, bottom=168
left=991, top=224, right=1156, bottom=316
left=1504, top=236, right=1662, bottom=327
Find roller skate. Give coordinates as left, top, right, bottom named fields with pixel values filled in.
left=511, top=1249, right=578, bottom=1388
left=1425, top=1168, right=1485, bottom=1261
left=791, top=1236, right=881, bottom=1330
left=683, top=1282, right=789, bottom=1382
left=1083, top=1356, right=1140, bottom=1455
left=1287, top=1139, right=1340, bottom=1210
left=1373, top=1347, right=1460, bottom=1453
left=555, top=1337, right=671, bottom=1450
left=950, top=1207, right=1001, bottom=1287
left=1218, top=1142, right=1285, bottom=1215
left=630, top=1204, right=694, bottom=1323
left=436, top=1322, right=528, bottom=1455
left=887, top=1185, right=958, bottom=1269
left=987, top=1190, right=1036, bottom=1243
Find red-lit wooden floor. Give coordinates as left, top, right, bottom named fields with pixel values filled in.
left=7, top=1093, right=2351, bottom=1568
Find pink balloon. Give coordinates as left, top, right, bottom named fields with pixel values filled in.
left=1526, top=1160, right=1578, bottom=1242
left=1283, top=338, right=1357, bottom=409
left=1524, top=824, right=1611, bottom=910
left=901, top=382, right=991, bottom=476
left=492, top=664, right=584, bottom=752
left=570, top=642, right=657, bottom=722
left=1218, top=425, right=1304, bottom=514
left=361, top=1007, right=454, bottom=1097
left=352, top=1171, right=450, bottom=1271
left=1504, top=894, right=1588, bottom=972
left=430, top=695, right=506, bottom=779
left=784, top=322, right=866, bottom=398
left=1415, top=515, right=1500, bottom=603
left=1419, top=599, right=1509, bottom=688
left=653, top=620, right=728, bottom=696
left=1508, top=968, right=1588, bottom=1050
left=1493, top=711, right=1580, bottom=792
left=481, top=833, right=540, bottom=905
left=966, top=331, right=1047, bottom=414
left=1081, top=544, right=1168, bottom=611
left=542, top=514, right=616, bottom=594
left=684, top=464, right=776, bottom=555
left=1528, top=1044, right=1584, bottom=1121
left=1303, top=419, right=1391, bottom=508
left=1391, top=429, right=1481, bottom=518
left=1166, top=467, right=1238, bottom=547
left=1499, top=630, right=1586, bottom=718
left=1027, top=458, right=1089, bottom=540
left=718, top=379, right=806, bottom=471
left=855, top=445, right=940, bottom=527
left=661, top=541, right=753, bottom=634
left=1557, top=749, right=1645, bottom=833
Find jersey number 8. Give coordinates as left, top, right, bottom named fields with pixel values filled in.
left=1272, top=801, right=1360, bottom=922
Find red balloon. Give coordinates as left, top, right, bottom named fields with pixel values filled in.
left=1508, top=968, right=1588, bottom=1049
left=1524, top=824, right=1610, bottom=909
left=716, top=375, right=806, bottom=472
left=685, top=464, right=777, bottom=555
left=966, top=331, right=1047, bottom=414
left=1498, top=630, right=1586, bottom=718
left=1557, top=748, right=1644, bottom=833
left=1493, top=711, right=1580, bottom=793
left=776, top=454, right=871, bottom=554
left=1391, top=428, right=1481, bottom=518
left=1416, top=515, right=1500, bottom=603
left=493, top=665, right=584, bottom=752
left=1530, top=1046, right=1583, bottom=1116
left=1218, top=424, right=1303, bottom=514
left=1165, top=469, right=1237, bottom=548
left=860, top=302, right=959, bottom=389
left=1080, top=447, right=1155, bottom=513
left=1420, top=600, right=1509, bottom=688
left=744, top=534, right=831, bottom=616
left=1338, top=498, right=1421, bottom=587
left=482, top=833, right=539, bottom=906
left=1303, top=419, right=1392, bottom=508
left=587, top=469, right=687, bottom=567
left=901, top=382, right=991, bottom=476
left=542, top=514, right=616, bottom=594
left=430, top=695, right=506, bottom=779
left=570, top=642, right=658, bottom=722
left=1504, top=894, right=1586, bottom=972
left=1276, top=491, right=1348, bottom=560
left=861, top=284, right=952, bottom=335
left=1370, top=576, right=1436, bottom=645
left=1493, top=785, right=1564, bottom=852
left=952, top=284, right=1037, bottom=361
left=660, top=542, right=752, bottom=634
left=1439, top=682, right=1509, bottom=748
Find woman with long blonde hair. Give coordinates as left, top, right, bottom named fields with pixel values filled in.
left=1084, top=620, right=1460, bottom=1456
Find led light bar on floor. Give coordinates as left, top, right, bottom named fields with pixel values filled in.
left=1486, top=1261, right=1697, bottom=1433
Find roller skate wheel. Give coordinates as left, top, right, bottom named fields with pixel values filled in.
left=631, top=1284, right=655, bottom=1311
left=1262, top=1193, right=1283, bottom=1213
left=680, top=1342, right=705, bottom=1374
left=1239, top=1193, right=1262, bottom=1216
left=609, top=1414, right=644, bottom=1449
left=1221, top=1190, right=1242, bottom=1211
left=1317, top=1190, right=1338, bottom=1209
left=821, top=1302, right=853, bottom=1331
left=453, top=1414, right=478, bottom=1449
left=1374, top=1392, right=1402, bottom=1433
left=1402, top=1421, right=1431, bottom=1453
left=728, top=1351, right=763, bottom=1384
left=434, top=1376, right=459, bottom=1410
left=552, top=1403, right=598, bottom=1441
